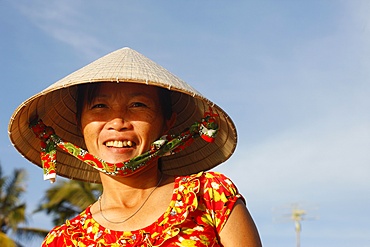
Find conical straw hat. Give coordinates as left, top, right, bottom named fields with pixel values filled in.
left=8, top=47, right=237, bottom=183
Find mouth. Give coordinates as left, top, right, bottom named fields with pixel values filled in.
left=104, top=140, right=135, bottom=148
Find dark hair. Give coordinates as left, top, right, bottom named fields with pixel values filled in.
left=76, top=82, right=173, bottom=127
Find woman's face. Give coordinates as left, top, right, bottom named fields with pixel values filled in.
left=80, top=83, right=173, bottom=164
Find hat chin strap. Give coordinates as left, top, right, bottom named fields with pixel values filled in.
left=29, top=108, right=219, bottom=183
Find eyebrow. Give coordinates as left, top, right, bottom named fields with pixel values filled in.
left=92, top=90, right=158, bottom=103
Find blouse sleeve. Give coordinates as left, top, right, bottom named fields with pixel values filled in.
left=200, top=171, right=245, bottom=233
left=42, top=225, right=66, bottom=247
left=41, top=218, right=81, bottom=247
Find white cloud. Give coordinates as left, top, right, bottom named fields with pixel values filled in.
left=13, top=1, right=109, bottom=58
left=220, top=110, right=370, bottom=198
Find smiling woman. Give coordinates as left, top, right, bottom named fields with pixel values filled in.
left=8, top=47, right=262, bottom=247
left=79, top=83, right=174, bottom=165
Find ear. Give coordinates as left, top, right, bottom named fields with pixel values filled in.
left=163, top=112, right=177, bottom=134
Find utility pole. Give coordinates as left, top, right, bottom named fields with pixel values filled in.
left=291, top=208, right=306, bottom=247
left=274, top=202, right=318, bottom=247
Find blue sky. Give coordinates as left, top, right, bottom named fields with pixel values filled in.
left=1, top=1, right=370, bottom=246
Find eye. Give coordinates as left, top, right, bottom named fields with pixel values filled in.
left=131, top=102, right=147, bottom=108
left=91, top=103, right=107, bottom=109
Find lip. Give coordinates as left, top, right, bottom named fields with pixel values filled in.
left=99, top=139, right=138, bottom=161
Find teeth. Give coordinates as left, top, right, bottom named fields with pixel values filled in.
left=114, top=140, right=123, bottom=147
left=105, top=140, right=133, bottom=147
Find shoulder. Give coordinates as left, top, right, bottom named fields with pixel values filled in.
left=183, top=171, right=234, bottom=183
left=177, top=171, right=244, bottom=209
left=182, top=171, right=242, bottom=198
left=201, top=171, right=236, bottom=186
left=176, top=171, right=244, bottom=232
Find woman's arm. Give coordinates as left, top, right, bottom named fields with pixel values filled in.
left=219, top=199, right=262, bottom=247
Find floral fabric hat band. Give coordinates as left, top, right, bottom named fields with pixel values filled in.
left=29, top=108, right=219, bottom=183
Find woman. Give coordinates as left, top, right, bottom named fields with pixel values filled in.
left=9, top=47, right=261, bottom=246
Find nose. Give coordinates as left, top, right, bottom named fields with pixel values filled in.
left=105, top=111, right=132, bottom=131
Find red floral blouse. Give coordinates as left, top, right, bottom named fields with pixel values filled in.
left=42, top=171, right=243, bottom=247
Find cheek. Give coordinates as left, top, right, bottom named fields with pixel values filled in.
left=82, top=126, right=93, bottom=147
left=81, top=110, right=100, bottom=137
left=134, top=120, right=162, bottom=143
left=148, top=120, right=167, bottom=140
left=82, top=125, right=92, bottom=140
left=81, top=122, right=100, bottom=149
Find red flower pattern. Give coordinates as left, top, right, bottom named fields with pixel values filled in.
left=42, top=172, right=243, bottom=247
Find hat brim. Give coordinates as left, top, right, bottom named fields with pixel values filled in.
left=8, top=48, right=237, bottom=183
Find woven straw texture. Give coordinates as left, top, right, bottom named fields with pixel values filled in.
left=8, top=47, right=237, bottom=183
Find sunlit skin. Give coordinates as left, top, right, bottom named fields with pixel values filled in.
left=80, top=83, right=172, bottom=165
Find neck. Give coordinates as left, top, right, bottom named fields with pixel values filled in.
left=99, top=163, right=162, bottom=205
